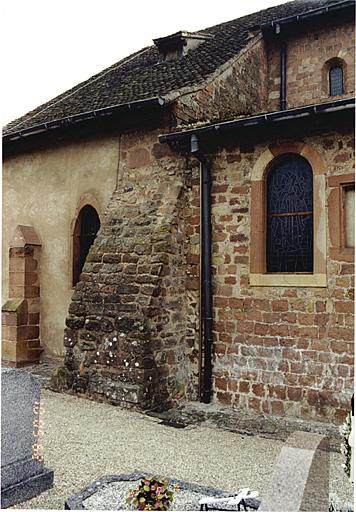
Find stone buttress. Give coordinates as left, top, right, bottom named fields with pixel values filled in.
left=52, top=134, right=191, bottom=410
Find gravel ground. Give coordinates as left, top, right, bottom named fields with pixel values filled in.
left=11, top=389, right=353, bottom=510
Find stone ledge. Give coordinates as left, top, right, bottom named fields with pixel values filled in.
left=148, top=400, right=343, bottom=452
left=249, top=273, right=327, bottom=287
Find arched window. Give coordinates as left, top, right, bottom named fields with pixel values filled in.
left=72, top=205, right=100, bottom=286
left=266, top=155, right=313, bottom=273
left=329, top=65, right=344, bottom=96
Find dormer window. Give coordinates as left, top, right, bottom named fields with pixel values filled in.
left=153, top=31, right=213, bottom=62
left=329, top=65, right=344, bottom=96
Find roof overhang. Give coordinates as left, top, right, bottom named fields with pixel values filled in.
left=159, top=97, right=355, bottom=150
left=3, top=96, right=167, bottom=157
left=261, top=0, right=355, bottom=36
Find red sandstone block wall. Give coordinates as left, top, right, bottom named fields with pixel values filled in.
left=267, top=19, right=355, bottom=110
left=185, top=131, right=354, bottom=422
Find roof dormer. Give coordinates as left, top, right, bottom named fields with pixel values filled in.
left=153, top=30, right=213, bottom=62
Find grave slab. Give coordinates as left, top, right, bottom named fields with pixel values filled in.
left=64, top=472, right=260, bottom=510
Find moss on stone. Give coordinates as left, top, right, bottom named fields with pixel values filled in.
left=2, top=298, right=24, bottom=312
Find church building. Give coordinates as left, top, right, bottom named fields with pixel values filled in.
left=2, top=0, right=354, bottom=425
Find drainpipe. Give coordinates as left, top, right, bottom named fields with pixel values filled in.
left=277, top=23, right=287, bottom=111
left=190, top=134, right=213, bottom=404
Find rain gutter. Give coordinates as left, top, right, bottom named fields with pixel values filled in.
left=3, top=96, right=166, bottom=144
left=159, top=97, right=355, bottom=145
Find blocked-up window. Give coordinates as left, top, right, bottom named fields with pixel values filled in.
left=266, top=155, right=313, bottom=273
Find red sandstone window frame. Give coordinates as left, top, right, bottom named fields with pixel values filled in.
left=328, top=173, right=355, bottom=263
left=250, top=143, right=327, bottom=287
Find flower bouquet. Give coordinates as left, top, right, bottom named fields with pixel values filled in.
left=127, top=476, right=178, bottom=510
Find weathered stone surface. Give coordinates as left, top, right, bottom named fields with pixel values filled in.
left=56, top=133, right=189, bottom=411
left=65, top=315, right=85, bottom=330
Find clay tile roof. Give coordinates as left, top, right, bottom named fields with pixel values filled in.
left=3, top=0, right=347, bottom=136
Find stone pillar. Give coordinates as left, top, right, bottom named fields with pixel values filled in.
left=2, top=226, right=43, bottom=367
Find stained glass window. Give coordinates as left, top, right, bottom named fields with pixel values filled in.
left=267, top=155, right=313, bottom=273
left=329, top=66, right=344, bottom=96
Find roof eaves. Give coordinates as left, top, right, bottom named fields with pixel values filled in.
left=159, top=97, right=355, bottom=144
left=3, top=96, right=167, bottom=142
left=262, top=0, right=354, bottom=32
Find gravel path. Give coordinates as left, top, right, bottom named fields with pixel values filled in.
left=11, top=389, right=353, bottom=510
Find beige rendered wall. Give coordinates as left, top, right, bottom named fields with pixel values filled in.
left=2, top=135, right=119, bottom=357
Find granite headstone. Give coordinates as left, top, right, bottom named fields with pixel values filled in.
left=1, top=368, right=54, bottom=508
left=259, top=430, right=329, bottom=512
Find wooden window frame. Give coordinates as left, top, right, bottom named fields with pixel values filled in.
left=328, top=173, right=355, bottom=263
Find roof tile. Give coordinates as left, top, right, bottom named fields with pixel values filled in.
left=4, top=0, right=345, bottom=136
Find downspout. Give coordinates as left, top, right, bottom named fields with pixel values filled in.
left=280, top=40, right=287, bottom=110
left=190, top=134, right=213, bottom=404
left=277, top=24, right=287, bottom=111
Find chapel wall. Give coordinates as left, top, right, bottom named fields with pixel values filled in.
left=267, top=18, right=355, bottom=111
left=2, top=136, right=118, bottom=357
left=183, top=130, right=354, bottom=423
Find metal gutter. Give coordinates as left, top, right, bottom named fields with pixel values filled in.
left=159, top=97, right=355, bottom=144
left=262, top=0, right=354, bottom=33
left=3, top=96, right=166, bottom=143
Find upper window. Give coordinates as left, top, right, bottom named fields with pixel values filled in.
left=329, top=66, right=344, bottom=96
left=72, top=204, right=100, bottom=286
left=266, top=155, right=313, bottom=273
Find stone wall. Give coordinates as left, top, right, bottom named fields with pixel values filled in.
left=183, top=130, right=354, bottom=423
left=267, top=19, right=355, bottom=110
left=56, top=129, right=196, bottom=409
left=174, top=37, right=268, bottom=126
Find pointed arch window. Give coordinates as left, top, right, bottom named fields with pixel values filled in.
left=266, top=155, right=313, bottom=273
left=72, top=205, right=100, bottom=286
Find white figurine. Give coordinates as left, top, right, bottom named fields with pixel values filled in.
left=199, top=488, right=259, bottom=511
